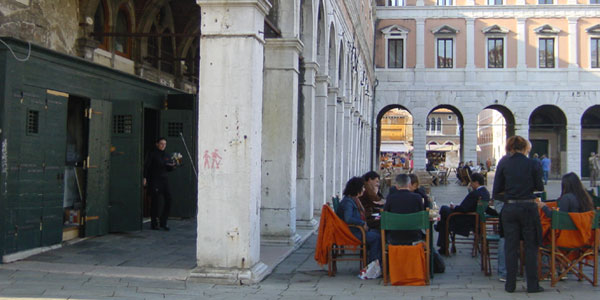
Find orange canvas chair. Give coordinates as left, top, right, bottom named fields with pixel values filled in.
left=538, top=208, right=599, bottom=287
left=314, top=204, right=366, bottom=276
left=380, top=210, right=430, bottom=286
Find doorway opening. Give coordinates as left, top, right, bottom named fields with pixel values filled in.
left=376, top=106, right=414, bottom=174
left=143, top=108, right=160, bottom=219
left=425, top=106, right=463, bottom=170
left=477, top=105, right=515, bottom=171
left=63, top=95, right=90, bottom=241
left=581, top=105, right=600, bottom=178
left=529, top=105, right=567, bottom=179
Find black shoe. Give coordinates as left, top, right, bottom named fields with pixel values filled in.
left=151, top=225, right=159, bottom=230
left=505, top=283, right=515, bottom=293
left=161, top=225, right=170, bottom=231
left=527, top=286, right=544, bottom=293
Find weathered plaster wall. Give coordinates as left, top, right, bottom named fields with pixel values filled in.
left=0, top=0, right=79, bottom=55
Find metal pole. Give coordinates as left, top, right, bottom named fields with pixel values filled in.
left=179, top=132, right=198, bottom=178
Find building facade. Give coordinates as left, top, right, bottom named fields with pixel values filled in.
left=374, top=0, right=600, bottom=179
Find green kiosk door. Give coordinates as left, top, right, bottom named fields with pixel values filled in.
left=108, top=101, right=142, bottom=232
left=161, top=109, right=197, bottom=218
left=84, top=99, right=112, bottom=237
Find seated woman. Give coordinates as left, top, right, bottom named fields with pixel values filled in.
left=408, top=173, right=431, bottom=208
left=337, top=177, right=382, bottom=266
left=537, top=172, right=594, bottom=217
left=360, top=171, right=385, bottom=229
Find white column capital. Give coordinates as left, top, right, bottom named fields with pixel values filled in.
left=197, top=0, right=272, bottom=16
left=567, top=16, right=580, bottom=24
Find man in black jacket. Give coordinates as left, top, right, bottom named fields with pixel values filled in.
left=144, top=138, right=175, bottom=230
left=383, top=174, right=425, bottom=245
left=436, top=173, right=489, bottom=253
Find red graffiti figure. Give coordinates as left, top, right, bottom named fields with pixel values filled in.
left=211, top=149, right=222, bottom=169
left=203, top=150, right=211, bottom=169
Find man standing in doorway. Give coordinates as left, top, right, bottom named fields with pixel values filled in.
left=541, top=154, right=551, bottom=185
left=144, top=137, right=176, bottom=231
left=590, top=152, right=598, bottom=188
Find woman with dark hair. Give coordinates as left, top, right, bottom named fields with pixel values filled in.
left=337, top=177, right=382, bottom=265
left=538, top=172, right=594, bottom=217
left=360, top=171, right=385, bottom=229
left=492, top=135, right=544, bottom=293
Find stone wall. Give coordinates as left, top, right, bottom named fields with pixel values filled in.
left=0, top=0, right=79, bottom=55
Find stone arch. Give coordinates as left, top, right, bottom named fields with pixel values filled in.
left=299, top=0, right=315, bottom=62
left=327, top=24, right=337, bottom=86
left=529, top=105, right=567, bottom=179
left=137, top=0, right=176, bottom=66
left=113, top=0, right=136, bottom=58
left=580, top=105, right=600, bottom=177
left=337, top=39, right=345, bottom=92
left=87, top=0, right=113, bottom=50
left=477, top=105, right=515, bottom=167
left=315, top=0, right=328, bottom=74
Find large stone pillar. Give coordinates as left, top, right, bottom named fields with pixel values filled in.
left=413, top=112, right=427, bottom=170
left=352, top=110, right=361, bottom=175
left=515, top=121, right=529, bottom=140
left=313, top=75, right=329, bottom=213
left=567, top=123, right=581, bottom=175
left=261, top=38, right=303, bottom=245
left=193, top=0, right=270, bottom=284
left=335, top=98, right=346, bottom=195
left=462, top=114, right=478, bottom=165
left=326, top=87, right=338, bottom=201
left=342, top=102, right=353, bottom=183
left=296, top=61, right=318, bottom=229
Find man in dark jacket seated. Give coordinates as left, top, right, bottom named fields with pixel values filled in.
left=383, top=174, right=425, bottom=245
left=436, top=173, right=490, bottom=253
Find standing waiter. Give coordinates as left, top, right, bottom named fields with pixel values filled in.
left=144, top=137, right=176, bottom=231
left=492, top=136, right=544, bottom=293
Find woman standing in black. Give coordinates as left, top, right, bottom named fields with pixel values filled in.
left=144, top=137, right=175, bottom=230
left=492, top=136, right=544, bottom=293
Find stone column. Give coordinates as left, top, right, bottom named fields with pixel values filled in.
left=296, top=61, right=318, bottom=229
left=352, top=110, right=361, bottom=175
left=514, top=121, right=529, bottom=140
left=413, top=112, right=427, bottom=170
left=342, top=102, right=353, bottom=184
left=193, top=0, right=270, bottom=284
left=261, top=38, right=303, bottom=245
left=326, top=87, right=338, bottom=201
left=567, top=123, right=581, bottom=175
left=516, top=18, right=527, bottom=81
left=462, top=114, right=478, bottom=165
left=415, top=18, right=425, bottom=83
left=465, top=18, right=476, bottom=82
left=313, top=75, right=329, bottom=213
left=335, top=98, right=346, bottom=195
left=568, top=17, right=579, bottom=82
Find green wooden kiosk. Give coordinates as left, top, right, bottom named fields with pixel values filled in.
left=0, top=37, right=197, bottom=258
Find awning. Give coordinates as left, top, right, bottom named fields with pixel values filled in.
left=380, top=143, right=412, bottom=153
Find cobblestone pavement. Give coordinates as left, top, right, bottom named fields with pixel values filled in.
left=0, top=178, right=598, bottom=299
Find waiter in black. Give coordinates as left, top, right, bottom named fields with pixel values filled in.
left=144, top=137, right=175, bottom=230
left=492, top=135, right=544, bottom=293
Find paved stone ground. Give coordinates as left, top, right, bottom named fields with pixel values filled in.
left=0, top=177, right=598, bottom=299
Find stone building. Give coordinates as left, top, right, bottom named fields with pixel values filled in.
left=374, top=0, right=600, bottom=179
left=0, top=0, right=376, bottom=284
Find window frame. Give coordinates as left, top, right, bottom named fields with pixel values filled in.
left=591, top=37, right=600, bottom=69
left=486, top=37, right=506, bottom=69
left=487, top=0, right=503, bottom=5
left=437, top=0, right=454, bottom=5
left=93, top=0, right=110, bottom=51
left=538, top=37, right=557, bottom=69
left=538, top=0, right=554, bottom=4
left=586, top=25, right=600, bottom=69
left=382, top=25, right=409, bottom=69
left=436, top=37, right=455, bottom=69
left=387, top=0, right=404, bottom=6
left=114, top=4, right=133, bottom=58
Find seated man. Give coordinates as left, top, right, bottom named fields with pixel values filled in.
left=436, top=173, right=490, bottom=253
left=383, top=174, right=425, bottom=245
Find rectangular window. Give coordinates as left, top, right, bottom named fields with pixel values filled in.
left=538, top=0, right=553, bottom=3
left=168, top=122, right=184, bottom=137
left=387, top=39, right=404, bottom=68
left=592, top=0, right=600, bottom=3
left=487, top=38, right=504, bottom=68
left=113, top=115, right=133, bottom=134
left=27, top=110, right=39, bottom=135
left=592, top=38, right=599, bottom=68
left=487, top=0, right=503, bottom=4
left=437, top=0, right=453, bottom=5
left=437, top=38, right=453, bottom=68
left=388, top=0, right=404, bottom=5
left=539, top=38, right=555, bottom=68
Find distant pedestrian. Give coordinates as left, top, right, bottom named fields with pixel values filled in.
left=540, top=155, right=550, bottom=185
left=590, top=152, right=598, bottom=188
left=144, top=138, right=176, bottom=231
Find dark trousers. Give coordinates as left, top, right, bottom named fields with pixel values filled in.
left=149, top=179, right=172, bottom=228
left=502, top=202, right=542, bottom=291
left=352, top=228, right=382, bottom=265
